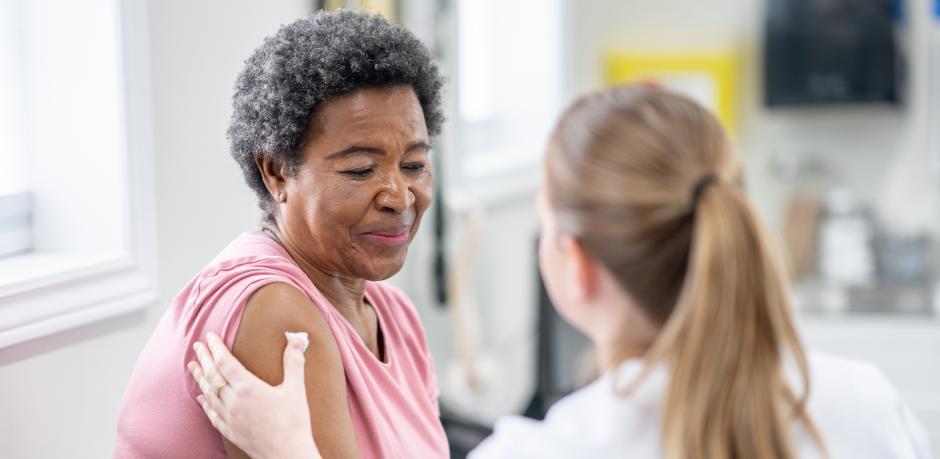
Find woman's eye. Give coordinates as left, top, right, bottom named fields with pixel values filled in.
left=343, top=168, right=373, bottom=178
left=402, top=163, right=426, bottom=173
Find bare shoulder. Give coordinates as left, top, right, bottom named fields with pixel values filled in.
left=228, top=282, right=360, bottom=459
left=243, top=282, right=329, bottom=328
left=235, top=282, right=339, bottom=383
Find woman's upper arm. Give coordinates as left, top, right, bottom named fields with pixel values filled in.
left=224, top=282, right=360, bottom=459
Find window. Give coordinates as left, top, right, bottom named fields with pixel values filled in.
left=453, top=0, right=562, bottom=194
left=0, top=0, right=157, bottom=349
left=0, top=0, right=30, bottom=258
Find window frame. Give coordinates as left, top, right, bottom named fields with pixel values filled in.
left=0, top=0, right=157, bottom=349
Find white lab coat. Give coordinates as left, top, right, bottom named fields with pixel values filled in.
left=470, top=353, right=932, bottom=458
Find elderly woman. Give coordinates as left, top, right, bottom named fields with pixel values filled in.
left=115, top=10, right=447, bottom=459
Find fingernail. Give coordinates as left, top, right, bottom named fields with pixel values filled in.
left=187, top=362, right=195, bottom=372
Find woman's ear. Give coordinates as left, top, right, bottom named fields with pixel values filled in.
left=256, top=154, right=288, bottom=203
left=561, top=235, right=600, bottom=304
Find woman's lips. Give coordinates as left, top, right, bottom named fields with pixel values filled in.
left=362, top=228, right=411, bottom=247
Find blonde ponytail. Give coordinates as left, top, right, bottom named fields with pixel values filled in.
left=648, top=181, right=822, bottom=458
left=545, top=85, right=826, bottom=459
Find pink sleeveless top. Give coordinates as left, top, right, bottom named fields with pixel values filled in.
left=115, top=233, right=447, bottom=459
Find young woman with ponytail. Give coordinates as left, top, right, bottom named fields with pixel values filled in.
left=187, top=86, right=931, bottom=458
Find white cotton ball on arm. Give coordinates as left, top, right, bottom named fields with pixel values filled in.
left=284, top=331, right=309, bottom=352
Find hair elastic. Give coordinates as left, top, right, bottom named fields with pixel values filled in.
left=690, top=174, right=719, bottom=210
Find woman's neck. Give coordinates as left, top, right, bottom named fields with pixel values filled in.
left=594, top=337, right=650, bottom=373
left=260, top=225, right=367, bottom=314
left=591, top=306, right=658, bottom=373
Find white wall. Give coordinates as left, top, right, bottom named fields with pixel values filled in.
left=0, top=1, right=309, bottom=457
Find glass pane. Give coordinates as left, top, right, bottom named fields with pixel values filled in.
left=0, top=0, right=29, bottom=196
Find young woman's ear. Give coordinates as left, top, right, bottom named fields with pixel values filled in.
left=561, top=235, right=600, bottom=304
left=256, top=154, right=289, bottom=203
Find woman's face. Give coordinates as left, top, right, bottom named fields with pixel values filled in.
left=276, top=85, right=433, bottom=281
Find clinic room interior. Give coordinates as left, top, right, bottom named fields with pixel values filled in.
left=1, top=0, right=939, bottom=457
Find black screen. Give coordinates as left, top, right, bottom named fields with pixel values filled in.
left=764, top=0, right=900, bottom=106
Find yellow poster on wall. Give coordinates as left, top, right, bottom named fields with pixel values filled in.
left=605, top=50, right=740, bottom=133
left=323, top=0, right=397, bottom=22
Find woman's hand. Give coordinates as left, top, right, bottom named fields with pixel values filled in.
left=188, top=332, right=321, bottom=459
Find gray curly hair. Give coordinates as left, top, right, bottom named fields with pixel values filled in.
left=227, top=9, right=445, bottom=221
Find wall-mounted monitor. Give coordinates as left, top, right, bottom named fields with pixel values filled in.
left=764, top=0, right=900, bottom=106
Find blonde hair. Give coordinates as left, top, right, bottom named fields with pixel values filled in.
left=545, top=86, right=825, bottom=459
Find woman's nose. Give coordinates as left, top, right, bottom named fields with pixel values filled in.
left=376, top=172, right=415, bottom=213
